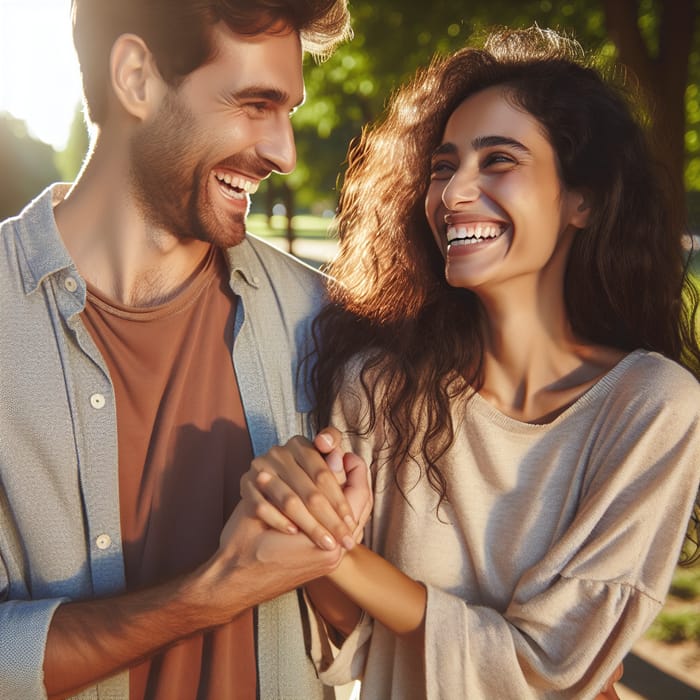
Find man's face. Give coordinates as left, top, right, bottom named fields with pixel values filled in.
left=130, top=23, right=304, bottom=248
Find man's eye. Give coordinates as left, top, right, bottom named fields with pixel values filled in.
left=245, top=102, right=268, bottom=114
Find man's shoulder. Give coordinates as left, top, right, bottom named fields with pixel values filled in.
left=228, top=233, right=330, bottom=301
left=243, top=233, right=327, bottom=279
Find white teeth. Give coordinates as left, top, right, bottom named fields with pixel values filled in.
left=446, top=224, right=503, bottom=243
left=214, top=172, right=259, bottom=195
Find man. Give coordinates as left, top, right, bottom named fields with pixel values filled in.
left=0, top=1, right=366, bottom=698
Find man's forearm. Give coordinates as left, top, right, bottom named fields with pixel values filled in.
left=44, top=505, right=343, bottom=697
left=43, top=564, right=235, bottom=697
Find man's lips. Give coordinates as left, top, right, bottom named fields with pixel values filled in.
left=212, top=169, right=260, bottom=199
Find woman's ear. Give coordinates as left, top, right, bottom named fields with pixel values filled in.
left=568, top=188, right=592, bottom=229
left=109, top=33, right=165, bottom=121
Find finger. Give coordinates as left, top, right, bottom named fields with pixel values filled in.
left=252, top=440, right=358, bottom=547
left=593, top=690, right=620, bottom=700
left=283, top=439, right=358, bottom=535
left=323, top=447, right=347, bottom=485
left=314, top=426, right=343, bottom=455
left=600, top=662, right=624, bottom=691
left=595, top=661, right=623, bottom=700
left=240, top=472, right=299, bottom=535
left=343, top=452, right=373, bottom=528
left=253, top=469, right=343, bottom=551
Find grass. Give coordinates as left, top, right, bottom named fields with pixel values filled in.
left=247, top=212, right=336, bottom=240
left=648, top=610, right=700, bottom=643
left=647, top=565, right=700, bottom=644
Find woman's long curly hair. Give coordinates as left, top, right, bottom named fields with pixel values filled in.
left=310, top=27, right=700, bottom=556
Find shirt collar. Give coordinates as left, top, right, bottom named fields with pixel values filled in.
left=15, top=184, right=76, bottom=295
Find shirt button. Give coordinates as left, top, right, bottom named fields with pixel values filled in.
left=251, top=275, right=260, bottom=285
left=64, top=276, right=78, bottom=293
left=95, top=534, right=112, bottom=550
left=90, top=393, right=106, bottom=409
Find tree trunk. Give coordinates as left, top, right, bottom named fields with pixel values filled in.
left=283, top=182, right=295, bottom=255
left=265, top=179, right=276, bottom=226
left=602, top=0, right=696, bottom=229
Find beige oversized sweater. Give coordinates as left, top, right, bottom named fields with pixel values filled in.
left=310, top=350, right=700, bottom=699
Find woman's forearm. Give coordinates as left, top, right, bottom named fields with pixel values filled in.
left=327, top=544, right=427, bottom=636
left=305, top=577, right=362, bottom=639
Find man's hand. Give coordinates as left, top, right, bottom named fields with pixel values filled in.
left=240, top=428, right=372, bottom=552
left=204, top=499, right=345, bottom=615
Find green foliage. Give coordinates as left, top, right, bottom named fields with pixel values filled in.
left=295, top=0, right=615, bottom=212
left=647, top=565, right=700, bottom=644
left=648, top=610, right=700, bottom=643
left=669, top=566, right=700, bottom=600
left=0, top=113, right=59, bottom=220
left=292, top=0, right=700, bottom=214
left=54, top=104, right=90, bottom=182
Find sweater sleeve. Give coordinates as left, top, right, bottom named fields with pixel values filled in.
left=309, top=355, right=700, bottom=698
left=421, top=371, right=700, bottom=699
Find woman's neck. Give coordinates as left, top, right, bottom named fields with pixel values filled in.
left=476, top=286, right=624, bottom=423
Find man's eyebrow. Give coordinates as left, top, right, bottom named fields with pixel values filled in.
left=471, top=135, right=531, bottom=153
left=230, top=85, right=303, bottom=109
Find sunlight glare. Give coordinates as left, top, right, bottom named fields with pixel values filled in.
left=0, top=0, right=82, bottom=150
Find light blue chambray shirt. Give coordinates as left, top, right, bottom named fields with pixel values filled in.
left=0, top=185, right=334, bottom=700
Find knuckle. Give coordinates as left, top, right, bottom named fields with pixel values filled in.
left=306, top=490, right=328, bottom=513
left=253, top=500, right=271, bottom=520
left=250, top=456, right=267, bottom=473
left=281, top=492, right=302, bottom=512
left=267, top=445, right=285, bottom=461
left=313, top=468, right=335, bottom=489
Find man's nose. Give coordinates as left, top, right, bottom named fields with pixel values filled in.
left=256, top=118, right=296, bottom=174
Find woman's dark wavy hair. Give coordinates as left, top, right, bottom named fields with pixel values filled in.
left=311, top=26, right=700, bottom=559
left=71, top=0, right=351, bottom=125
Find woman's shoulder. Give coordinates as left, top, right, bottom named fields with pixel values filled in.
left=608, top=349, right=700, bottom=411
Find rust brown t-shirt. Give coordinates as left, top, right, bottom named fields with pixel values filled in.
left=81, top=246, right=256, bottom=700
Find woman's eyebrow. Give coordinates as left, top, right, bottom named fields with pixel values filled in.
left=431, top=142, right=458, bottom=158
left=472, top=135, right=531, bottom=154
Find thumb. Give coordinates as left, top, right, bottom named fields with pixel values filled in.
left=343, top=452, right=372, bottom=529
left=314, top=427, right=346, bottom=483
left=313, top=426, right=343, bottom=455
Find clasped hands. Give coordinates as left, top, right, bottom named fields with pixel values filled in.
left=233, top=429, right=622, bottom=700
left=239, top=427, right=372, bottom=555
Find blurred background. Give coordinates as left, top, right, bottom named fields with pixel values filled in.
left=1, top=2, right=699, bottom=697
left=2, top=0, right=700, bottom=243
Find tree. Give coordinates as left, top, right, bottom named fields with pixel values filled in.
left=55, top=103, right=91, bottom=182
left=602, top=0, right=697, bottom=224
left=291, top=0, right=699, bottom=226
left=0, top=114, right=59, bottom=220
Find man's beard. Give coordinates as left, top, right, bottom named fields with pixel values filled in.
left=129, top=91, right=248, bottom=248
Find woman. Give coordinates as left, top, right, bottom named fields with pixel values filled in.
left=243, top=27, right=700, bottom=698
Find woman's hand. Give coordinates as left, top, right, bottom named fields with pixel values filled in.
left=240, top=428, right=372, bottom=553
left=594, top=662, right=624, bottom=699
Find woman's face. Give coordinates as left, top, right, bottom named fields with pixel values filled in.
left=424, top=85, right=588, bottom=295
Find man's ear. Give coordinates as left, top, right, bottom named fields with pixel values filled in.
left=109, top=33, right=165, bottom=121
left=568, top=188, right=592, bottom=229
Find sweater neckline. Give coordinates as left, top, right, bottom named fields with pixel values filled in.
left=467, top=349, right=648, bottom=431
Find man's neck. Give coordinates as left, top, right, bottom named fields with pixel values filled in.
left=54, top=147, right=212, bottom=307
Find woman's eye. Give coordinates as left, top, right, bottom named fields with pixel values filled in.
left=482, top=152, right=516, bottom=169
left=430, top=161, right=455, bottom=179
